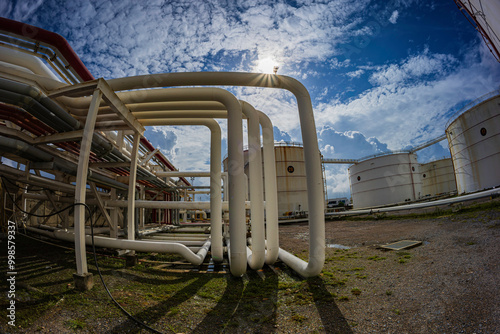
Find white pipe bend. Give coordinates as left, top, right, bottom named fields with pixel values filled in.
left=0, top=45, right=62, bottom=82
left=257, top=110, right=279, bottom=265
left=12, top=71, right=324, bottom=277
left=140, top=117, right=223, bottom=263
left=26, top=227, right=211, bottom=265
left=240, top=101, right=265, bottom=270
left=104, top=72, right=325, bottom=277
left=119, top=87, right=247, bottom=277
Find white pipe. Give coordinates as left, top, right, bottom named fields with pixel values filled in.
left=104, top=72, right=324, bottom=277
left=0, top=45, right=62, bottom=82
left=116, top=87, right=247, bottom=276
left=127, top=133, right=141, bottom=241
left=106, top=200, right=253, bottom=210
left=257, top=110, right=279, bottom=264
left=128, top=101, right=278, bottom=266
left=240, top=101, right=265, bottom=270
left=0, top=63, right=66, bottom=91
left=25, top=72, right=325, bottom=277
left=26, top=226, right=211, bottom=265
left=140, top=117, right=224, bottom=263
left=327, top=188, right=500, bottom=217
left=156, top=171, right=211, bottom=177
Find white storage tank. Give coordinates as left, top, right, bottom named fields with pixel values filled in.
left=446, top=93, right=500, bottom=193
left=420, top=158, right=457, bottom=197
left=348, top=153, right=422, bottom=209
left=223, top=143, right=309, bottom=217
left=274, top=143, right=308, bottom=217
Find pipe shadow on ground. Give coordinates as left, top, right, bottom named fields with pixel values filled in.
left=307, top=277, right=353, bottom=333
left=192, top=269, right=279, bottom=333
left=108, top=273, right=214, bottom=333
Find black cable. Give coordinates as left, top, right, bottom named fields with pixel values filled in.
left=1, top=176, right=165, bottom=334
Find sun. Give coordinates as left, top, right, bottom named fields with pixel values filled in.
left=255, top=57, right=280, bottom=74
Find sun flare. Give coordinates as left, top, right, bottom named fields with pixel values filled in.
left=256, top=57, right=280, bottom=74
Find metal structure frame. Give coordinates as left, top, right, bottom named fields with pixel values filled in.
left=0, top=18, right=326, bottom=282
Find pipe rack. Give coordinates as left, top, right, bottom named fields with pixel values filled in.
left=1, top=18, right=326, bottom=280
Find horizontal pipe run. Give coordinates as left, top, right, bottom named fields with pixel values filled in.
left=0, top=45, right=62, bottom=82
left=140, top=239, right=209, bottom=246
left=0, top=17, right=95, bottom=82
left=156, top=171, right=211, bottom=178
left=326, top=188, right=500, bottom=217
left=106, top=200, right=254, bottom=210
left=25, top=227, right=211, bottom=265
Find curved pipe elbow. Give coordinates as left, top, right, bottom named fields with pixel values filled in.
left=278, top=248, right=324, bottom=278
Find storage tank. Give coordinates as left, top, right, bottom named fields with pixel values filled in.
left=446, top=93, right=500, bottom=193
left=420, top=158, right=457, bottom=197
left=274, top=143, right=308, bottom=217
left=348, top=153, right=422, bottom=209
left=223, top=142, right=309, bottom=217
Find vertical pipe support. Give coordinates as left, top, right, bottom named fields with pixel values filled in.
left=74, top=89, right=102, bottom=276
left=127, top=133, right=141, bottom=240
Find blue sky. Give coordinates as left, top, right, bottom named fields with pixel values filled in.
left=2, top=0, right=499, bottom=198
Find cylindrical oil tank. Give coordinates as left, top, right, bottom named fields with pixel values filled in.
left=274, top=144, right=308, bottom=216
left=420, top=158, right=457, bottom=197
left=348, top=153, right=422, bottom=209
left=223, top=143, right=309, bottom=217
left=446, top=94, right=500, bottom=193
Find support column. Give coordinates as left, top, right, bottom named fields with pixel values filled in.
left=127, top=133, right=141, bottom=240
left=110, top=188, right=118, bottom=238
left=139, top=185, right=145, bottom=228
left=74, top=89, right=102, bottom=290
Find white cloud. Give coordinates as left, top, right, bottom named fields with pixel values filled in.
left=315, top=45, right=500, bottom=150
left=368, top=49, right=456, bottom=86
left=389, top=10, right=399, bottom=24
left=318, top=126, right=389, bottom=159
left=345, top=69, right=364, bottom=79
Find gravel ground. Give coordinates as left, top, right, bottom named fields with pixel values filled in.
left=1, top=200, right=499, bottom=333
left=280, top=201, right=500, bottom=333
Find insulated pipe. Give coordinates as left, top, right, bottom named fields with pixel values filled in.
left=25, top=227, right=211, bottom=265
left=11, top=71, right=324, bottom=276
left=326, top=188, right=500, bottom=217
left=105, top=71, right=325, bottom=278
left=126, top=103, right=278, bottom=265
left=106, top=200, right=252, bottom=210
left=140, top=118, right=224, bottom=263
left=0, top=17, right=95, bottom=82
left=0, top=135, right=54, bottom=162
left=0, top=36, right=80, bottom=84
left=0, top=164, right=80, bottom=194
left=0, top=87, right=74, bottom=132
left=240, top=101, right=265, bottom=270
left=156, top=171, right=211, bottom=178
left=0, top=63, right=66, bottom=91
left=0, top=135, right=128, bottom=191
left=114, top=88, right=246, bottom=276
left=0, top=45, right=61, bottom=81
left=0, top=77, right=80, bottom=130
left=0, top=76, right=121, bottom=160
left=257, top=110, right=279, bottom=264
